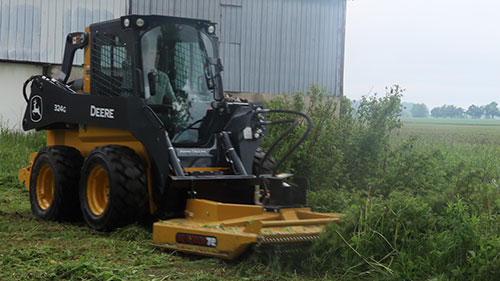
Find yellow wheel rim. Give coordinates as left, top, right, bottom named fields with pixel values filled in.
left=86, top=165, right=110, bottom=216
left=36, top=164, right=54, bottom=210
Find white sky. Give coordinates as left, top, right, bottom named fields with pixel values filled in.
left=344, top=0, right=500, bottom=109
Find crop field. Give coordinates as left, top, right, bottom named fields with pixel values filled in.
left=402, top=117, right=500, bottom=126
left=3, top=93, right=500, bottom=280
left=398, top=118, right=500, bottom=146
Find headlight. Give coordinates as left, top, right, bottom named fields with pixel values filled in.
left=207, top=25, right=215, bottom=34
left=136, top=18, right=145, bottom=27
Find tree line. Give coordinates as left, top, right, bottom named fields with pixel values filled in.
left=403, top=102, right=500, bottom=119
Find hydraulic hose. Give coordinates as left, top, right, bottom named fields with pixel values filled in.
left=256, top=109, right=312, bottom=177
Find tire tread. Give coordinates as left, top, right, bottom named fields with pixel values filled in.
left=30, top=145, right=83, bottom=221
left=80, top=145, right=148, bottom=231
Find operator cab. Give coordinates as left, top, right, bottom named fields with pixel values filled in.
left=140, top=19, right=218, bottom=144
left=87, top=15, right=223, bottom=145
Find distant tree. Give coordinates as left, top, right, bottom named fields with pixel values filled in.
left=431, top=105, right=465, bottom=118
left=431, top=108, right=439, bottom=118
left=453, top=106, right=465, bottom=118
left=483, top=102, right=500, bottom=119
left=410, top=103, right=429, bottom=118
left=431, top=106, right=445, bottom=118
left=466, top=104, right=484, bottom=119
left=401, top=102, right=413, bottom=117
left=431, top=106, right=443, bottom=118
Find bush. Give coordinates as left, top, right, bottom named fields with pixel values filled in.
left=260, top=85, right=500, bottom=280
left=308, top=192, right=435, bottom=280
left=263, top=84, right=403, bottom=193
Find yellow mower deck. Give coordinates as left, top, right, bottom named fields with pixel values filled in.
left=152, top=199, right=340, bottom=259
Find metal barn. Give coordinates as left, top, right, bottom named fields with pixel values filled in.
left=0, top=0, right=346, bottom=128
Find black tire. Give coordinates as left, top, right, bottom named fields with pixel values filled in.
left=29, top=146, right=83, bottom=221
left=253, top=147, right=277, bottom=175
left=79, top=145, right=148, bottom=231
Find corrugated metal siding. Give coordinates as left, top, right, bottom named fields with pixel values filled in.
left=220, top=1, right=242, bottom=91
left=0, top=0, right=345, bottom=95
left=133, top=0, right=220, bottom=23
left=0, top=0, right=127, bottom=64
left=132, top=0, right=346, bottom=95
left=131, top=0, right=346, bottom=95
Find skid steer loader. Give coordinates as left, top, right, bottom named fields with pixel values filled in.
left=18, top=15, right=339, bottom=259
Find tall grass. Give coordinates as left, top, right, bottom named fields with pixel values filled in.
left=0, top=126, right=45, bottom=187
left=262, top=85, right=500, bottom=280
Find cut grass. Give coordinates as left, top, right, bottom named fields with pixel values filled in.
left=0, top=184, right=221, bottom=280
left=0, top=184, right=313, bottom=281
left=0, top=128, right=313, bottom=281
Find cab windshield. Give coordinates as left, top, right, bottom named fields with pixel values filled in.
left=141, top=23, right=215, bottom=144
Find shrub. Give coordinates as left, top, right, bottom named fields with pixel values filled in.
left=309, top=192, right=435, bottom=280
left=263, top=84, right=403, bottom=193
left=261, top=85, right=500, bottom=280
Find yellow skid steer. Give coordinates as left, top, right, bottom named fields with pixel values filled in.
left=18, top=15, right=339, bottom=259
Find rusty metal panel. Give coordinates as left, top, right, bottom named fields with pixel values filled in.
left=0, top=0, right=127, bottom=64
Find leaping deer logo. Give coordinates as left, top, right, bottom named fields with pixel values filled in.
left=30, top=96, right=43, bottom=122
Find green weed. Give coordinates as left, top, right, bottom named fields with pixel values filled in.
left=260, top=85, right=500, bottom=280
